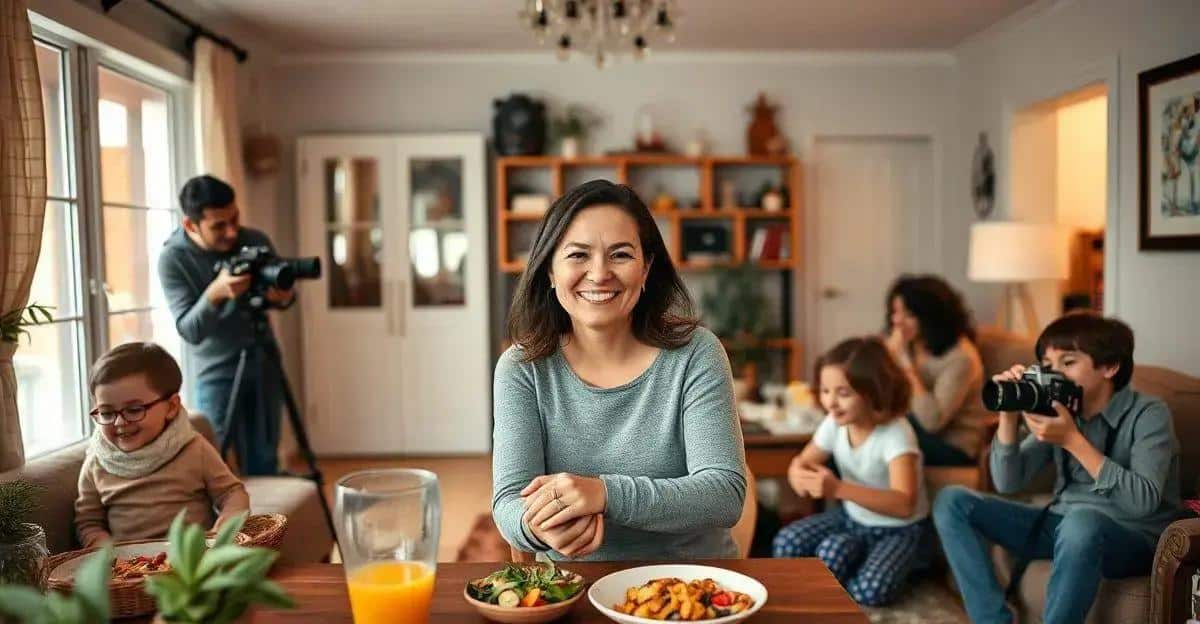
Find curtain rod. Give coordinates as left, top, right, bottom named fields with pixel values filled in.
left=101, top=0, right=249, bottom=63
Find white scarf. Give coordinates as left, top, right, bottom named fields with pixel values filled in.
left=89, top=408, right=197, bottom=479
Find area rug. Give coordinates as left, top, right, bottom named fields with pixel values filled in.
left=861, top=579, right=969, bottom=624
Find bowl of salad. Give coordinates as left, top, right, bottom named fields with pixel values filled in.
left=464, top=561, right=586, bottom=623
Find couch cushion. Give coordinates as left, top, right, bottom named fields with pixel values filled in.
left=244, top=477, right=332, bottom=563
left=993, top=549, right=1149, bottom=624
left=0, top=442, right=88, bottom=554
left=1130, top=365, right=1200, bottom=498
left=975, top=326, right=1036, bottom=380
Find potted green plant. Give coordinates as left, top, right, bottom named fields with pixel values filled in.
left=0, top=480, right=49, bottom=589
left=1, top=303, right=54, bottom=344
left=145, top=511, right=293, bottom=624
left=549, top=106, right=600, bottom=158
left=0, top=543, right=113, bottom=624
left=700, top=265, right=775, bottom=399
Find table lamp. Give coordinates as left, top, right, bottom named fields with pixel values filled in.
left=968, top=221, right=1070, bottom=332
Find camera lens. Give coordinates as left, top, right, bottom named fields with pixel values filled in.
left=981, top=379, right=1041, bottom=412
left=258, top=262, right=295, bottom=290
left=288, top=257, right=321, bottom=280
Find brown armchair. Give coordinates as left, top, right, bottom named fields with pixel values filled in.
left=1150, top=517, right=1200, bottom=623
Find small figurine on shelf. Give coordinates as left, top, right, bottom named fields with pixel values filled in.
left=652, top=186, right=678, bottom=212
left=746, top=92, right=788, bottom=156
left=635, top=107, right=668, bottom=152
left=720, top=180, right=738, bottom=210
left=684, top=129, right=709, bottom=157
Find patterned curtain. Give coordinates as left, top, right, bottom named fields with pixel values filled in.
left=0, top=0, right=48, bottom=471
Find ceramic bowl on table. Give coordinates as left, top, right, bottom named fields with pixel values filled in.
left=463, top=564, right=586, bottom=623
left=587, top=564, right=768, bottom=624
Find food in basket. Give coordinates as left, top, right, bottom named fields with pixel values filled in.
left=111, top=552, right=169, bottom=580
left=613, top=577, right=755, bottom=620
left=466, top=561, right=583, bottom=608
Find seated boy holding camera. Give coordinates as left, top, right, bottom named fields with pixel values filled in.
left=933, top=312, right=1182, bottom=624
left=75, top=342, right=249, bottom=546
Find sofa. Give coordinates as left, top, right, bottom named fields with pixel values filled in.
left=935, top=326, right=1200, bottom=624
left=0, top=414, right=334, bottom=563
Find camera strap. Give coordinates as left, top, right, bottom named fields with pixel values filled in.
left=1004, top=408, right=1128, bottom=599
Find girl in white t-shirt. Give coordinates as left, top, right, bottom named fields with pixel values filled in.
left=772, top=336, right=929, bottom=606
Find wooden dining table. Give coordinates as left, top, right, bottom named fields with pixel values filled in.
left=239, top=559, right=868, bottom=623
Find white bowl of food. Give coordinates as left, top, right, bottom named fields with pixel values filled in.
left=587, top=564, right=767, bottom=623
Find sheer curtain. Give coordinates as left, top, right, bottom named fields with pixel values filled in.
left=193, top=36, right=247, bottom=218
left=0, top=0, right=48, bottom=471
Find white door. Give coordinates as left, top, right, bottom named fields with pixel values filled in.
left=297, top=136, right=403, bottom=454
left=394, top=134, right=490, bottom=454
left=807, top=137, right=934, bottom=367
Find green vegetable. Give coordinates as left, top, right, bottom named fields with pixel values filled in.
left=465, top=561, right=582, bottom=607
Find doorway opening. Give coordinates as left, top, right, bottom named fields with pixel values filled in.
left=1008, top=83, right=1108, bottom=334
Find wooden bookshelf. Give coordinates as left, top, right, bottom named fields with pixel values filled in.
left=495, top=153, right=803, bottom=379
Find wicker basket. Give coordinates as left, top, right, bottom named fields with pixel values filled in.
left=43, top=534, right=249, bottom=619
left=240, top=513, right=288, bottom=551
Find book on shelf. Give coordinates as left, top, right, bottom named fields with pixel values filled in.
left=750, top=224, right=790, bottom=261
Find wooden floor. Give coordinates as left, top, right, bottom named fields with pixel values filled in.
left=316, top=455, right=493, bottom=562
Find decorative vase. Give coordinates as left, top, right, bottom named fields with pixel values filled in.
left=561, top=136, right=580, bottom=158
left=492, top=93, right=547, bottom=156
left=0, top=523, right=49, bottom=589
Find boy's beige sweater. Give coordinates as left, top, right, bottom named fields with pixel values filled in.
left=75, top=436, right=249, bottom=546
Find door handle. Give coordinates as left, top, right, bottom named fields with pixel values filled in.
left=383, top=281, right=394, bottom=334
left=821, top=287, right=844, bottom=299
left=395, top=279, right=406, bottom=337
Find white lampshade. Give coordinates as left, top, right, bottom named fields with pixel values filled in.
left=967, top=222, right=1070, bottom=282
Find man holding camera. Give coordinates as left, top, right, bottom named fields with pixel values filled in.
left=932, top=312, right=1182, bottom=624
left=158, top=174, right=292, bottom=476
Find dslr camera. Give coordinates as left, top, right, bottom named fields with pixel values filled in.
left=215, top=246, right=321, bottom=310
left=981, top=364, right=1083, bottom=416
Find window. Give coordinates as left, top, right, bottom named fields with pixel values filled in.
left=20, top=42, right=86, bottom=458
left=96, top=66, right=182, bottom=362
left=16, top=32, right=188, bottom=457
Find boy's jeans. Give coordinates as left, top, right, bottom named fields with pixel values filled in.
left=933, top=485, right=1155, bottom=624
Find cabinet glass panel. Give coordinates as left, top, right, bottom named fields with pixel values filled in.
left=409, top=158, right=465, bottom=307
left=325, top=158, right=382, bottom=307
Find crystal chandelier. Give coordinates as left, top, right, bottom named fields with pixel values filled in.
left=519, top=1, right=678, bottom=68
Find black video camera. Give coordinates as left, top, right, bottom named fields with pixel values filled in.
left=214, top=246, right=321, bottom=310
left=981, top=364, right=1083, bottom=416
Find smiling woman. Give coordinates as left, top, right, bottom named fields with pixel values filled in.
left=493, top=180, right=748, bottom=561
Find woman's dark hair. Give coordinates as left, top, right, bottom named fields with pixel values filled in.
left=1036, top=311, right=1135, bottom=391
left=886, top=274, right=976, bottom=356
left=506, top=180, right=698, bottom=361
left=814, top=336, right=911, bottom=423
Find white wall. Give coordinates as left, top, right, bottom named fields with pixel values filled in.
left=264, top=52, right=958, bottom=369
left=951, top=0, right=1200, bottom=376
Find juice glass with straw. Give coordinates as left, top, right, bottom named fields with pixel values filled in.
left=334, top=469, right=441, bottom=624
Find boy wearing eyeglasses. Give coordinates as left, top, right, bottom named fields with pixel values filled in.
left=74, top=342, right=249, bottom=547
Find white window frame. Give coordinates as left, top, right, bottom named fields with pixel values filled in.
left=24, top=18, right=194, bottom=457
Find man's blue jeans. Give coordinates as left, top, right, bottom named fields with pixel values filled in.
left=932, top=486, right=1155, bottom=624
left=194, top=367, right=281, bottom=476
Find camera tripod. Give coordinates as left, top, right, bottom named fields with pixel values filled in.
left=219, top=310, right=336, bottom=540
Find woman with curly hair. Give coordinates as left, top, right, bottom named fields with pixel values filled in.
left=884, top=275, right=987, bottom=466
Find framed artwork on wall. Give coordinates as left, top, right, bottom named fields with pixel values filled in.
left=1139, top=50, right=1200, bottom=250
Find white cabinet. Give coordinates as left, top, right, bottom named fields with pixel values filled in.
left=297, top=134, right=490, bottom=455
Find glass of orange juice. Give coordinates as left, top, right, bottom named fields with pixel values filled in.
left=334, top=469, right=441, bottom=624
